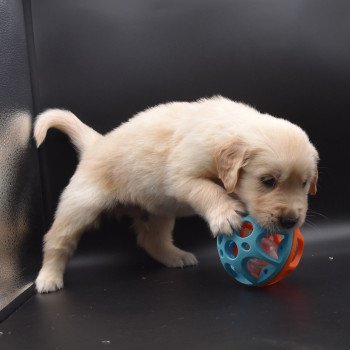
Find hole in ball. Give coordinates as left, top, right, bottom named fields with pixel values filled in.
left=240, top=222, right=253, bottom=237
left=242, top=242, right=250, bottom=251
left=260, top=234, right=284, bottom=260
left=224, top=241, right=238, bottom=259
left=246, top=259, right=271, bottom=279
left=232, top=243, right=238, bottom=257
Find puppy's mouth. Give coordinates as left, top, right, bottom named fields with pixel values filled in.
left=258, top=220, right=281, bottom=232
left=236, top=203, right=302, bottom=231
left=255, top=216, right=301, bottom=232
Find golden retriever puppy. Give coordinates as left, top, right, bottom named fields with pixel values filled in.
left=34, top=96, right=318, bottom=293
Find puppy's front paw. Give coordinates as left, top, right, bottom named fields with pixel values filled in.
left=36, top=269, right=64, bottom=293
left=162, top=250, right=198, bottom=268
left=208, top=203, right=243, bottom=237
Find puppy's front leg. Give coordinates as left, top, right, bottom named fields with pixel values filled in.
left=176, top=178, right=244, bottom=236
left=134, top=215, right=198, bottom=268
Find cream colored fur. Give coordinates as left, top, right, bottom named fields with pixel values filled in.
left=34, top=96, right=318, bottom=293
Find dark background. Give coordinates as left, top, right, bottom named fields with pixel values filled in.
left=32, top=0, right=348, bottom=221
left=1, top=0, right=350, bottom=349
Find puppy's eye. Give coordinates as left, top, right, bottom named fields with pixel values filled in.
left=261, top=177, right=277, bottom=189
left=302, top=180, right=308, bottom=188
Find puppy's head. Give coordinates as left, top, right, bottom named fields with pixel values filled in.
left=216, top=119, right=318, bottom=230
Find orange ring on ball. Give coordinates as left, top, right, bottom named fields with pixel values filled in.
left=261, top=228, right=304, bottom=287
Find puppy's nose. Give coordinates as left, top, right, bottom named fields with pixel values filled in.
left=279, top=216, right=298, bottom=229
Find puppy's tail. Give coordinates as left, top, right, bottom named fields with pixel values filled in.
left=34, top=109, right=102, bottom=152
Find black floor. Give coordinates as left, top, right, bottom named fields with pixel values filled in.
left=1, top=220, right=350, bottom=350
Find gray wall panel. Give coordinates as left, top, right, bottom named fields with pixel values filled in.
left=0, top=0, right=45, bottom=320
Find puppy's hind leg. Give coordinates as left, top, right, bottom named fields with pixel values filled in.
left=36, top=172, right=110, bottom=293
left=134, top=215, right=198, bottom=268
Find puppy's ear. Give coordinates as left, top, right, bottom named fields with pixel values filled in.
left=215, top=140, right=251, bottom=193
left=309, top=147, right=319, bottom=195
left=309, top=168, right=318, bottom=195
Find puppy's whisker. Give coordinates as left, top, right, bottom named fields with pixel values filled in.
left=307, top=210, right=329, bottom=221
left=304, top=217, right=320, bottom=230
